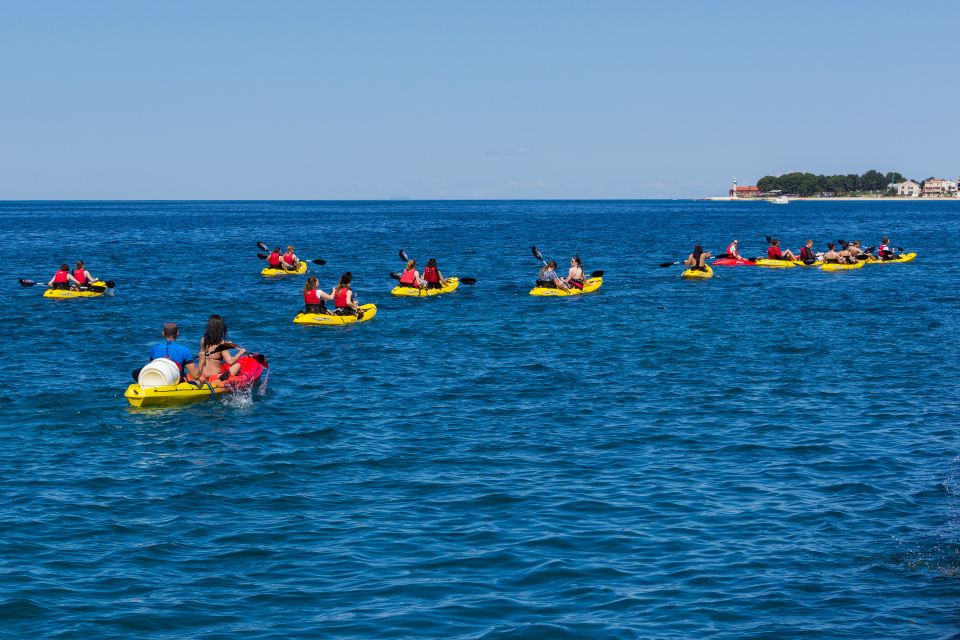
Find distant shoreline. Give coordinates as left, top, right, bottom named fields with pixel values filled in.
left=702, top=196, right=960, bottom=202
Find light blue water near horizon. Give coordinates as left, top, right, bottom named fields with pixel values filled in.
left=1, top=199, right=959, bottom=638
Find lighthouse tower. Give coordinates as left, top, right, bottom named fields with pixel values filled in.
left=731, top=178, right=738, bottom=199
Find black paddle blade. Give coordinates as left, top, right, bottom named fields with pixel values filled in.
left=311, top=259, right=326, bottom=266
left=389, top=272, right=401, bottom=280
left=764, top=236, right=773, bottom=244
left=257, top=253, right=269, bottom=259
left=104, top=280, right=116, bottom=288
left=18, top=278, right=37, bottom=287
left=257, top=242, right=269, bottom=252
left=531, top=246, right=543, bottom=261
left=856, top=254, right=869, bottom=261
left=716, top=253, right=731, bottom=259
left=398, top=248, right=409, bottom=262
left=658, top=262, right=678, bottom=268
left=590, top=270, right=605, bottom=277
left=460, top=277, right=477, bottom=285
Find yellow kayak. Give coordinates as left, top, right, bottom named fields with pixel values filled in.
left=261, top=262, right=307, bottom=276
left=125, top=355, right=268, bottom=408
left=865, top=252, right=917, bottom=264
left=43, top=281, right=111, bottom=298
left=293, top=303, right=377, bottom=325
left=529, top=277, right=602, bottom=296
left=391, top=277, right=460, bottom=297
left=754, top=259, right=798, bottom=268
left=681, top=265, right=714, bottom=279
left=821, top=260, right=865, bottom=271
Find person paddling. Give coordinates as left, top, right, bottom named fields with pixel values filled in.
left=333, top=272, right=363, bottom=317
left=48, top=263, right=80, bottom=290
left=877, top=237, right=896, bottom=260
left=398, top=260, right=424, bottom=288
left=281, top=245, right=300, bottom=272
left=132, top=322, right=200, bottom=382
left=422, top=258, right=447, bottom=289
left=72, top=260, right=97, bottom=288
left=538, top=260, right=569, bottom=290
left=303, top=276, right=333, bottom=314
left=197, top=314, right=246, bottom=381
left=566, top=256, right=587, bottom=289
left=684, top=245, right=711, bottom=271
left=267, top=247, right=283, bottom=270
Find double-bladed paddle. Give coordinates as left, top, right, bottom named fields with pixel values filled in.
left=19, top=278, right=115, bottom=293
left=256, top=253, right=326, bottom=266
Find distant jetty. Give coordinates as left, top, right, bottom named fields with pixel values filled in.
left=705, top=173, right=960, bottom=201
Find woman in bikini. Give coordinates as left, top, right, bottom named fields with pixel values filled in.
left=197, top=314, right=246, bottom=381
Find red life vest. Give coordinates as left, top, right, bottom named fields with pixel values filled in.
left=304, top=289, right=321, bottom=305
left=73, top=268, right=87, bottom=285
left=283, top=252, right=295, bottom=265
left=334, top=286, right=350, bottom=308
left=726, top=243, right=737, bottom=256
left=799, top=246, right=815, bottom=261
left=767, top=246, right=783, bottom=259
left=268, top=252, right=281, bottom=267
left=399, top=269, right=417, bottom=285
left=53, top=270, right=69, bottom=283
left=423, top=266, right=439, bottom=283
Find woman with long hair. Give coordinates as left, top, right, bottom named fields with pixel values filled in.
left=197, top=314, right=245, bottom=381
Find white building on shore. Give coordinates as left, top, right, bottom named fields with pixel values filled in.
left=894, top=180, right=922, bottom=197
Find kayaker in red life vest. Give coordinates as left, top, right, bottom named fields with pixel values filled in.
left=684, top=245, right=711, bottom=271
left=399, top=260, right=424, bottom=288
left=725, top=240, right=744, bottom=259
left=267, top=247, right=283, bottom=269
left=72, top=260, right=96, bottom=288
left=422, top=258, right=447, bottom=289
left=877, top=237, right=894, bottom=260
left=767, top=238, right=796, bottom=261
left=48, top=263, right=80, bottom=290
left=333, top=272, right=363, bottom=317
left=303, top=276, right=333, bottom=314
left=566, top=256, right=586, bottom=289
left=281, top=245, right=299, bottom=272
left=798, top=239, right=817, bottom=263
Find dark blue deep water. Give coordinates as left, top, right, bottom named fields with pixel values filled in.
left=1, top=200, right=959, bottom=639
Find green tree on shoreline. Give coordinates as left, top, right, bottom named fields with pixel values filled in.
left=756, top=170, right=912, bottom=196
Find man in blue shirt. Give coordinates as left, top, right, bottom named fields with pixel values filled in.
left=132, top=322, right=200, bottom=382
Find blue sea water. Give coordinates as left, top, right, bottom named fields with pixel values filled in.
left=1, top=199, right=958, bottom=639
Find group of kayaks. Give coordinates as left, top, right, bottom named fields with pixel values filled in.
left=682, top=253, right=917, bottom=279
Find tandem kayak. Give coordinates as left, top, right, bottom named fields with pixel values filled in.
left=43, top=281, right=113, bottom=298
left=529, top=277, right=602, bottom=296
left=391, top=277, right=460, bottom=297
left=712, top=258, right=755, bottom=267
left=681, top=265, right=714, bottom=279
left=124, top=354, right=268, bottom=408
left=261, top=262, right=307, bottom=276
left=865, top=252, right=917, bottom=264
left=293, top=303, right=378, bottom=325
left=821, top=260, right=865, bottom=271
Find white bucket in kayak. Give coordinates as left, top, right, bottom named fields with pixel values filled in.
left=138, top=358, right=181, bottom=388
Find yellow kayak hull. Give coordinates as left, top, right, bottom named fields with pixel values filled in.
left=681, top=265, right=714, bottom=279
left=125, top=381, right=237, bottom=408
left=821, top=260, right=865, bottom=271
left=293, top=303, right=377, bottom=325
left=529, top=277, right=602, bottom=296
left=754, top=259, right=797, bottom=268
left=391, top=277, right=460, bottom=297
left=261, top=262, right=307, bottom=276
left=43, top=281, right=110, bottom=298
left=865, top=252, right=917, bottom=264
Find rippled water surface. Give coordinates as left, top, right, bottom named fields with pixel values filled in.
left=1, top=200, right=959, bottom=638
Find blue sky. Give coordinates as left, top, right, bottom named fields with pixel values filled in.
left=1, top=1, right=957, bottom=199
